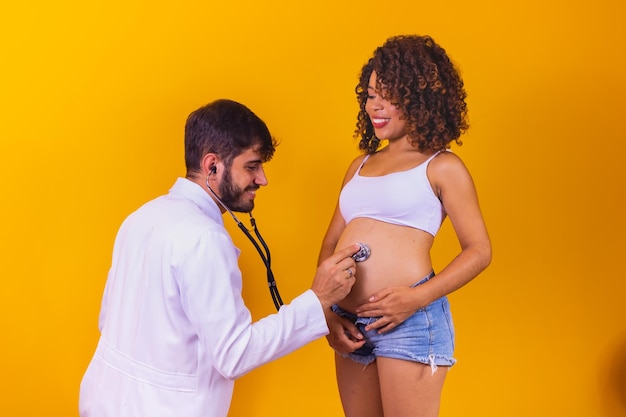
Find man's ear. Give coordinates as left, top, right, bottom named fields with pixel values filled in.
left=201, top=153, right=220, bottom=176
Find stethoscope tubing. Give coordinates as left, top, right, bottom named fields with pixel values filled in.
left=237, top=214, right=283, bottom=310
left=206, top=176, right=283, bottom=310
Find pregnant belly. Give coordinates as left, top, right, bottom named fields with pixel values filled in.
left=336, top=218, right=434, bottom=313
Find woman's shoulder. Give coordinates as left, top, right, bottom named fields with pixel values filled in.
left=429, top=150, right=471, bottom=179
left=341, top=153, right=369, bottom=185
left=431, top=149, right=465, bottom=166
left=352, top=152, right=370, bottom=163
left=347, top=153, right=369, bottom=172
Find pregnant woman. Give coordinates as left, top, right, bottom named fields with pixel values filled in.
left=317, top=35, right=492, bottom=417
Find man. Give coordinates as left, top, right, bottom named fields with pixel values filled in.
left=79, top=99, right=358, bottom=417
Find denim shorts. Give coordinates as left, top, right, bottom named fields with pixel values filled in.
left=331, top=271, right=456, bottom=372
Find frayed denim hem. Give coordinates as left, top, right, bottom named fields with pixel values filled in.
left=338, top=351, right=377, bottom=366
left=407, top=353, right=456, bottom=375
left=339, top=350, right=456, bottom=374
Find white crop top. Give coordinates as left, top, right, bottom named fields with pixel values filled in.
left=339, top=151, right=446, bottom=236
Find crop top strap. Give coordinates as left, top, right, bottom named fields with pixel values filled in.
left=355, top=154, right=370, bottom=175
left=425, top=150, right=443, bottom=164
left=358, top=150, right=442, bottom=175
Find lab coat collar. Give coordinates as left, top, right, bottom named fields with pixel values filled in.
left=169, top=178, right=224, bottom=226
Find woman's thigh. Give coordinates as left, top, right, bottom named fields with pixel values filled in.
left=335, top=354, right=384, bottom=417
left=377, top=357, right=448, bottom=417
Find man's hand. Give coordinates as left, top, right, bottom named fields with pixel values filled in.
left=311, top=243, right=359, bottom=310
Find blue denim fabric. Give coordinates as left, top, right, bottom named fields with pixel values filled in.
left=332, top=271, right=456, bottom=372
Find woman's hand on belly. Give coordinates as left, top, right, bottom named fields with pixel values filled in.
left=335, top=218, right=434, bottom=313
left=355, top=285, right=427, bottom=334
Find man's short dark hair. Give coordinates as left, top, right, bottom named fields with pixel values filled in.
left=184, top=99, right=277, bottom=174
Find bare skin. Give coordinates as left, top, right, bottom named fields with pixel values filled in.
left=191, top=147, right=361, bottom=311
left=320, top=143, right=491, bottom=330
left=335, top=355, right=447, bottom=417
left=320, top=141, right=490, bottom=416
left=318, top=72, right=491, bottom=417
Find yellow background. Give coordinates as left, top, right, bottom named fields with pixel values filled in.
left=1, top=0, right=625, bottom=416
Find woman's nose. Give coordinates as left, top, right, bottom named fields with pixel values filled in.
left=369, top=96, right=383, bottom=111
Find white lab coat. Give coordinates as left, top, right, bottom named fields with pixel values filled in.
left=79, top=178, right=328, bottom=417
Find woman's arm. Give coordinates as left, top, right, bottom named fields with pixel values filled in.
left=318, top=155, right=368, bottom=352
left=317, top=155, right=366, bottom=265
left=424, top=151, right=492, bottom=298
left=318, top=204, right=347, bottom=265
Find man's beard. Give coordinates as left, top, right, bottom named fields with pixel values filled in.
left=218, top=168, right=257, bottom=213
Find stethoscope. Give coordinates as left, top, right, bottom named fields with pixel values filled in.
left=205, top=166, right=371, bottom=311
left=206, top=167, right=284, bottom=310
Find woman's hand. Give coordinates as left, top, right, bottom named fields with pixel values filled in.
left=355, top=286, right=424, bottom=334
left=325, top=310, right=365, bottom=354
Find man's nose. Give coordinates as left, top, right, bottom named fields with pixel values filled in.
left=255, top=167, right=268, bottom=186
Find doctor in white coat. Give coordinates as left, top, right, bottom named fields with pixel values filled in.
left=79, top=99, right=359, bottom=417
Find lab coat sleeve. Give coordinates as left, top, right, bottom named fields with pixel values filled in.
left=177, top=229, right=328, bottom=380
left=97, top=272, right=111, bottom=332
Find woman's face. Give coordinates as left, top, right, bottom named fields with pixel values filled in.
left=365, top=71, right=407, bottom=141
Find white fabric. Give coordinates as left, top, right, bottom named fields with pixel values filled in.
left=339, top=151, right=445, bottom=236
left=79, top=178, right=328, bottom=417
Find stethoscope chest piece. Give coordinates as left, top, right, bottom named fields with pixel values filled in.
left=352, top=242, right=371, bottom=262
